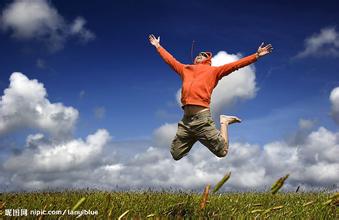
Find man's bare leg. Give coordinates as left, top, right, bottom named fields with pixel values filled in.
left=219, top=115, right=242, bottom=156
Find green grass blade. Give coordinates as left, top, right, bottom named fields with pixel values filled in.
left=118, top=210, right=129, bottom=220
left=71, top=197, right=86, bottom=211
left=212, top=171, right=231, bottom=193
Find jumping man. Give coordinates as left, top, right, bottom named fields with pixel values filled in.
left=149, top=34, right=273, bottom=160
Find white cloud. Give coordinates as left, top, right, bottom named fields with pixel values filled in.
left=211, top=52, right=258, bottom=113
left=115, top=125, right=338, bottom=191
left=291, top=128, right=339, bottom=187
left=1, top=0, right=63, bottom=39
left=176, top=51, right=257, bottom=114
left=1, top=122, right=338, bottom=191
left=4, top=129, right=110, bottom=173
left=0, top=0, right=95, bottom=51
left=0, top=72, right=113, bottom=190
left=300, top=127, right=339, bottom=164
left=288, top=118, right=317, bottom=146
left=152, top=123, right=177, bottom=149
left=330, top=87, right=339, bottom=124
left=70, top=17, right=95, bottom=43
left=26, top=133, right=49, bottom=149
left=296, top=27, right=339, bottom=58
left=0, top=72, right=78, bottom=137
left=113, top=146, right=223, bottom=189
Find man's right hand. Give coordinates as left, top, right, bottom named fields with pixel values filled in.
left=256, top=42, right=273, bottom=58
left=149, top=34, right=160, bottom=48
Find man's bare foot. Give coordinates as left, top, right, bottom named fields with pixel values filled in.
left=220, top=115, right=242, bottom=125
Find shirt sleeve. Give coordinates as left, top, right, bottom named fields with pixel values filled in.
left=157, top=46, right=185, bottom=77
left=213, top=53, right=258, bottom=79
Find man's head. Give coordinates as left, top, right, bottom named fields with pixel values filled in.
left=194, top=52, right=212, bottom=65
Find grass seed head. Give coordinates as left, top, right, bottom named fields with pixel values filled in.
left=270, top=174, right=289, bottom=194
left=200, top=184, right=211, bottom=210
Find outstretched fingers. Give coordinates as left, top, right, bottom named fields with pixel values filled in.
left=265, top=44, right=273, bottom=52
left=260, top=42, right=264, bottom=48
left=148, top=34, right=160, bottom=44
left=149, top=34, right=154, bottom=41
left=265, top=44, right=272, bottom=49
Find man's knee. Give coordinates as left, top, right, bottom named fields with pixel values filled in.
left=170, top=150, right=183, bottom=161
left=215, top=141, right=228, bottom=158
left=216, top=149, right=228, bottom=158
left=172, top=154, right=183, bottom=161
left=170, top=141, right=181, bottom=160
left=170, top=136, right=190, bottom=161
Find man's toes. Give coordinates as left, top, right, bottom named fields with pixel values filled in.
left=220, top=115, right=242, bottom=124
left=233, top=116, right=241, bottom=123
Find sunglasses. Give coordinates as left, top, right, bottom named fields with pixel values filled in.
left=199, top=52, right=209, bottom=58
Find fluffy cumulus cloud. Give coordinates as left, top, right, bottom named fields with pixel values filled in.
left=291, top=127, right=339, bottom=187
left=97, top=125, right=338, bottom=191
left=152, top=123, right=177, bottom=149
left=176, top=51, right=257, bottom=114
left=296, top=27, right=339, bottom=58
left=3, top=119, right=338, bottom=191
left=211, top=52, right=257, bottom=113
left=0, top=72, right=78, bottom=137
left=0, top=73, right=338, bottom=192
left=0, top=0, right=95, bottom=51
left=4, top=129, right=110, bottom=173
left=25, top=123, right=335, bottom=192
left=0, top=72, right=112, bottom=190
left=330, top=86, right=339, bottom=124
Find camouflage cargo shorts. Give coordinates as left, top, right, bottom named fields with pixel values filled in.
left=170, top=110, right=226, bottom=160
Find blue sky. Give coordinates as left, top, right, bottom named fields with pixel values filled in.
left=0, top=0, right=338, bottom=191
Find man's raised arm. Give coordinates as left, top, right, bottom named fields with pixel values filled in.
left=214, top=43, right=273, bottom=79
left=149, top=34, right=184, bottom=76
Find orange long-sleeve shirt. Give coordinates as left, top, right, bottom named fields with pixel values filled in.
left=157, top=46, right=258, bottom=108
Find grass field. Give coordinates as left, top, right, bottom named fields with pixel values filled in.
left=0, top=190, right=338, bottom=219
